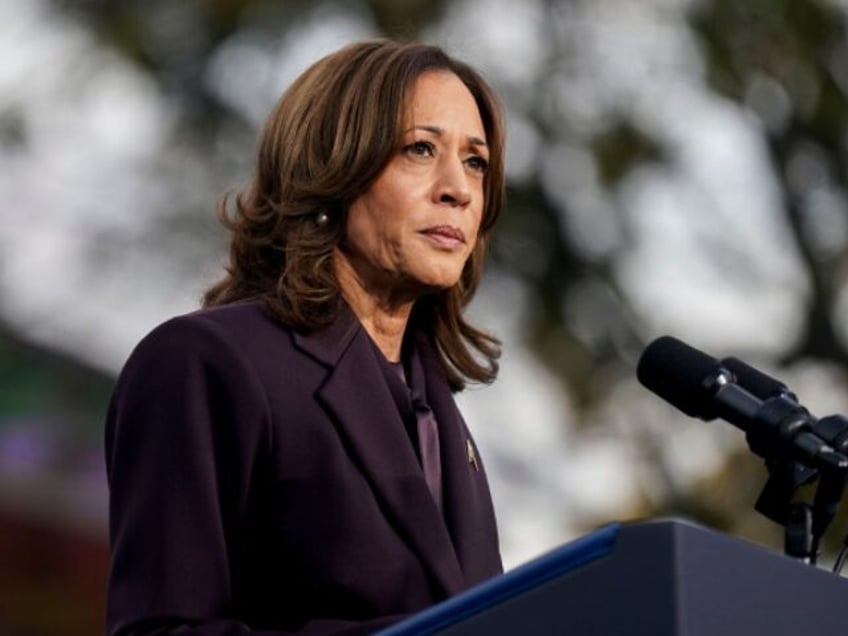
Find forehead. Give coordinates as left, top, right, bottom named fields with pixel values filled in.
left=404, top=71, right=485, bottom=137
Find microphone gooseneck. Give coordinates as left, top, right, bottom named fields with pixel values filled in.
left=637, top=336, right=846, bottom=473
left=637, top=335, right=848, bottom=565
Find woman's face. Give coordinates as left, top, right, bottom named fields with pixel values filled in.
left=336, top=70, right=489, bottom=303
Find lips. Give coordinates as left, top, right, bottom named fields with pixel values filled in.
left=420, top=225, right=466, bottom=244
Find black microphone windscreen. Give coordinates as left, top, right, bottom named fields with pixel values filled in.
left=720, top=357, right=793, bottom=401
left=636, top=335, right=722, bottom=419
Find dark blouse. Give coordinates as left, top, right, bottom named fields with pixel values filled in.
left=372, top=342, right=443, bottom=512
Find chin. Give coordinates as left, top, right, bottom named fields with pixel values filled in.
left=419, top=269, right=465, bottom=290
left=407, top=274, right=461, bottom=298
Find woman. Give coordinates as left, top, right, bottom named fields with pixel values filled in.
left=105, top=39, right=505, bottom=635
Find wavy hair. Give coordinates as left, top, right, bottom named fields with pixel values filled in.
left=203, top=39, right=505, bottom=390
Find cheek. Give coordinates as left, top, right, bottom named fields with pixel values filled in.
left=464, top=208, right=486, bottom=262
left=345, top=199, right=400, bottom=262
left=343, top=207, right=367, bottom=251
left=344, top=210, right=382, bottom=266
left=469, top=205, right=484, bottom=243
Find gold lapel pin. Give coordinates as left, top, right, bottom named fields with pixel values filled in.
left=466, top=439, right=479, bottom=472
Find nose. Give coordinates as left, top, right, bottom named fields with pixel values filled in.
left=434, top=157, right=472, bottom=208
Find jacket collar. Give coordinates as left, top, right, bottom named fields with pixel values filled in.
left=291, top=304, right=361, bottom=368
left=292, top=308, right=467, bottom=598
left=416, top=333, right=503, bottom=583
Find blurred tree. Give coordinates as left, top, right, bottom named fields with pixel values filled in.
left=0, top=322, right=112, bottom=438
left=681, top=0, right=848, bottom=554
left=692, top=0, right=848, bottom=365
left=38, top=0, right=848, bottom=536
left=0, top=321, right=111, bottom=636
left=3, top=8, right=846, bottom=633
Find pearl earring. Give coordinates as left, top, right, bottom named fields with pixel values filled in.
left=315, top=211, right=329, bottom=226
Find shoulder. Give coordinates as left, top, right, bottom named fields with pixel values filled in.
left=112, top=302, right=298, bottom=405
left=129, top=301, right=293, bottom=364
left=108, top=303, right=282, bottom=441
left=152, top=300, right=289, bottom=343
left=118, top=301, right=340, bottom=402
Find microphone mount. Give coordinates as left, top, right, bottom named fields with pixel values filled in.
left=638, top=336, right=848, bottom=565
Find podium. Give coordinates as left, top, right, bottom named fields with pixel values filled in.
left=378, top=518, right=848, bottom=635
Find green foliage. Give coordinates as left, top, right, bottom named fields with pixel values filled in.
left=592, top=121, right=664, bottom=187
left=0, top=326, right=112, bottom=440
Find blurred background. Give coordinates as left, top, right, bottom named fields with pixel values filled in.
left=5, top=0, right=848, bottom=633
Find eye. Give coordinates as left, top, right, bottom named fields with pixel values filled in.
left=403, top=140, right=435, bottom=157
left=465, top=155, right=489, bottom=174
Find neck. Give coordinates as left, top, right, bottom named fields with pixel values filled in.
left=334, top=251, right=415, bottom=363
left=359, top=307, right=411, bottom=363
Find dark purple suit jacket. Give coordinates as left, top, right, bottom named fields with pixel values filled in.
left=105, top=301, right=502, bottom=635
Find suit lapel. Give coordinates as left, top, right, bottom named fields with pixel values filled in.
left=293, top=315, right=466, bottom=597
left=416, top=334, right=503, bottom=583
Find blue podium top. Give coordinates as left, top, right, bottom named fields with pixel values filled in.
left=377, top=523, right=620, bottom=636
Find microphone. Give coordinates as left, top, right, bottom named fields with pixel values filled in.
left=720, top=357, right=797, bottom=402
left=720, top=356, right=848, bottom=455
left=640, top=337, right=848, bottom=563
left=722, top=356, right=848, bottom=567
left=636, top=336, right=847, bottom=473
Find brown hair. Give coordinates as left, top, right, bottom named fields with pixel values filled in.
left=203, top=39, right=505, bottom=390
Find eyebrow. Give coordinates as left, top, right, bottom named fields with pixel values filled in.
left=411, top=125, right=488, bottom=149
